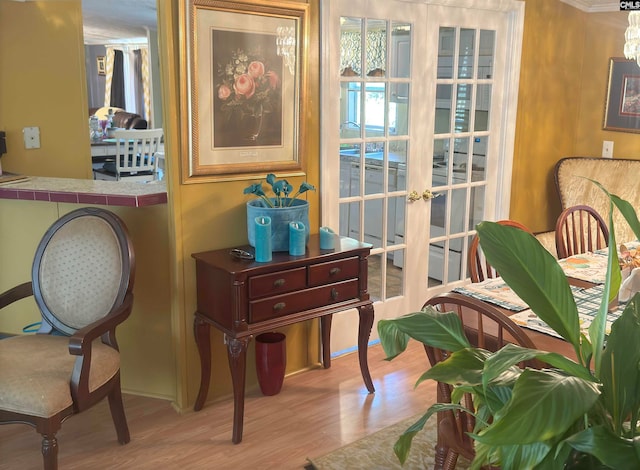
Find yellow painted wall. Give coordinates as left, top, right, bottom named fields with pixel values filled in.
left=511, top=0, right=640, bottom=232
left=159, top=0, right=322, bottom=409
left=0, top=1, right=92, bottom=179
left=0, top=1, right=175, bottom=400
left=576, top=13, right=640, bottom=159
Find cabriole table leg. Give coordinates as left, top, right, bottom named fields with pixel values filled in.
left=193, top=314, right=211, bottom=411
left=358, top=303, right=375, bottom=393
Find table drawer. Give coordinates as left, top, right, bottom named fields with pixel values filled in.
left=248, top=267, right=307, bottom=299
left=308, top=257, right=359, bottom=286
left=249, top=279, right=360, bottom=323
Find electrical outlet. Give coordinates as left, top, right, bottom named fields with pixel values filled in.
left=23, top=127, right=40, bottom=149
left=602, top=140, right=613, bottom=159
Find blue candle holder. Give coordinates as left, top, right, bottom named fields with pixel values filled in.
left=319, top=226, right=336, bottom=250
left=289, top=221, right=306, bottom=256
left=254, top=216, right=272, bottom=262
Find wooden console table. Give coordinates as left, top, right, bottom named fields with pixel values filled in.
left=192, top=235, right=375, bottom=444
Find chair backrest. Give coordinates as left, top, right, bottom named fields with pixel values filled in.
left=555, top=204, right=609, bottom=259
left=32, top=208, right=135, bottom=336
left=113, top=128, right=164, bottom=180
left=422, top=292, right=539, bottom=465
left=468, top=219, right=532, bottom=283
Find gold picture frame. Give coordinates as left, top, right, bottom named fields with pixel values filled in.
left=603, top=57, right=640, bottom=133
left=180, top=0, right=309, bottom=183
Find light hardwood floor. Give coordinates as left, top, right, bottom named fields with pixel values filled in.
left=0, top=341, right=436, bottom=470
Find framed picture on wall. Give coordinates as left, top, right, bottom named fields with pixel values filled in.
left=96, top=56, right=106, bottom=76
left=603, top=57, right=640, bottom=133
left=179, top=0, right=309, bottom=183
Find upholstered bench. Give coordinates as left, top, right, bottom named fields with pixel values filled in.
left=535, top=156, right=640, bottom=257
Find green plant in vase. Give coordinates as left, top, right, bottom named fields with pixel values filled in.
left=378, top=181, right=640, bottom=469
left=243, top=173, right=315, bottom=207
left=244, top=174, right=316, bottom=252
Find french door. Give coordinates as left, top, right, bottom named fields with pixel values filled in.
left=320, top=0, right=524, bottom=355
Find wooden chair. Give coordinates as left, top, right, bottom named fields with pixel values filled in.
left=422, top=292, right=539, bottom=470
left=555, top=204, right=609, bottom=259
left=93, top=128, right=163, bottom=182
left=468, top=220, right=532, bottom=282
left=0, top=208, right=135, bottom=470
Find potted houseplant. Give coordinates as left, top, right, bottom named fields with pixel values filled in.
left=244, top=173, right=315, bottom=252
left=378, top=181, right=640, bottom=469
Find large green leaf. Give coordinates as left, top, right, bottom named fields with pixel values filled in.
left=482, top=344, right=596, bottom=388
left=587, top=179, right=640, bottom=242
left=377, top=318, right=410, bottom=360
left=565, top=426, right=640, bottom=470
left=378, top=308, right=470, bottom=361
left=498, top=441, right=553, bottom=469
left=477, top=222, right=581, bottom=354
left=473, top=369, right=599, bottom=445
left=418, top=348, right=495, bottom=387
left=600, top=295, right=640, bottom=434
left=585, top=180, right=640, bottom=375
left=392, top=404, right=469, bottom=464
left=588, top=199, right=620, bottom=375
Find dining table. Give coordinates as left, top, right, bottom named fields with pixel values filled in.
left=90, top=138, right=118, bottom=165
left=451, top=245, right=639, bottom=359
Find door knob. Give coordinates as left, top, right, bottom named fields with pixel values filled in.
left=408, top=190, right=421, bottom=202
left=421, top=189, right=438, bottom=200
left=408, top=189, right=439, bottom=202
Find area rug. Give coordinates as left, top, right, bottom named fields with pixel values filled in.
left=306, top=414, right=471, bottom=469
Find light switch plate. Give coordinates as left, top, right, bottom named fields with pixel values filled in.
left=602, top=140, right=613, bottom=159
left=23, top=126, right=40, bottom=149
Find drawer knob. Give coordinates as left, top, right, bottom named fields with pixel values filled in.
left=331, top=288, right=339, bottom=300
left=273, top=302, right=286, bottom=311
left=329, top=267, right=341, bottom=276
left=273, top=278, right=286, bottom=287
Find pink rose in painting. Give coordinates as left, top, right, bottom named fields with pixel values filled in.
left=218, top=84, right=232, bottom=100
left=247, top=61, right=265, bottom=79
left=234, top=74, right=255, bottom=99
left=265, top=71, right=280, bottom=90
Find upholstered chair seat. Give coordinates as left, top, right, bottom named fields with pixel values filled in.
left=0, top=335, right=120, bottom=418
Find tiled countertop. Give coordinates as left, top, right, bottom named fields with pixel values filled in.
left=0, top=176, right=167, bottom=207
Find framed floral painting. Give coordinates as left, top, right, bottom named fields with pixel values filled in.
left=603, top=57, right=640, bottom=133
left=180, top=0, right=309, bottom=182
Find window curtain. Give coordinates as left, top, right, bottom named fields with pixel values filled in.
left=340, top=30, right=386, bottom=75
left=103, top=46, right=150, bottom=119
left=110, top=50, right=125, bottom=109
left=133, top=49, right=151, bottom=123
left=103, top=48, right=115, bottom=107
left=141, top=48, right=151, bottom=125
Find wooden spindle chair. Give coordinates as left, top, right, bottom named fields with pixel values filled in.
left=555, top=204, right=609, bottom=259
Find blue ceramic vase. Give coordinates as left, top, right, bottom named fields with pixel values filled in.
left=246, top=198, right=310, bottom=252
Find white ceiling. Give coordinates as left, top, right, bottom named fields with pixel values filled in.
left=81, top=0, right=157, bottom=45
left=560, top=0, right=622, bottom=11
left=17, top=0, right=620, bottom=45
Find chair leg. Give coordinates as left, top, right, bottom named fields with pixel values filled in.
left=442, top=450, right=459, bottom=470
left=41, top=432, right=58, bottom=470
left=107, top=378, right=131, bottom=445
left=434, top=442, right=448, bottom=470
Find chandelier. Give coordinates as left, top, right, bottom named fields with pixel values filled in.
left=276, top=26, right=296, bottom=75
left=624, top=12, right=640, bottom=67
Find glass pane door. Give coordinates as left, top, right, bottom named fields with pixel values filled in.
left=338, top=17, right=412, bottom=304
left=321, top=0, right=524, bottom=356
left=428, top=26, right=496, bottom=287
